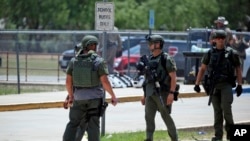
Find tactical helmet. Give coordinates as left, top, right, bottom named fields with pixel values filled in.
left=213, top=29, right=226, bottom=38
left=146, top=34, right=164, bottom=43
left=81, top=35, right=98, bottom=50
left=145, top=34, right=164, bottom=48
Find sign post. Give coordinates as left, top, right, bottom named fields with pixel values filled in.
left=95, top=1, right=114, bottom=136
left=149, top=9, right=155, bottom=35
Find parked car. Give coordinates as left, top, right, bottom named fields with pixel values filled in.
left=58, top=36, right=144, bottom=72
left=121, top=35, right=145, bottom=51
left=114, top=44, right=141, bottom=78
left=58, top=49, right=75, bottom=72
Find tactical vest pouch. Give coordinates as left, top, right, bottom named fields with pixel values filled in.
left=72, top=58, right=100, bottom=87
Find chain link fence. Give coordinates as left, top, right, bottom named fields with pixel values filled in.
left=0, top=30, right=187, bottom=82
left=0, top=30, right=249, bottom=84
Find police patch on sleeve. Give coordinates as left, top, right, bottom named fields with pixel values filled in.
left=167, top=57, right=177, bottom=71
left=100, top=60, right=109, bottom=75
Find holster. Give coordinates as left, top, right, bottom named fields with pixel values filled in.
left=99, top=101, right=108, bottom=117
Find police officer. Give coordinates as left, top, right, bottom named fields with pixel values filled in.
left=140, top=35, right=178, bottom=141
left=63, top=35, right=118, bottom=141
left=98, top=26, right=122, bottom=74
left=194, top=30, right=243, bottom=141
left=210, top=16, right=232, bottom=47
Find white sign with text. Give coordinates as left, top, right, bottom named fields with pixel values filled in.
left=95, top=2, right=114, bottom=31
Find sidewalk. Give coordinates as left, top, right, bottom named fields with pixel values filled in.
left=1, top=83, right=250, bottom=111
left=0, top=83, right=207, bottom=111
left=0, top=83, right=249, bottom=141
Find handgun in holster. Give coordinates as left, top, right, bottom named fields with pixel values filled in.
left=99, top=101, right=108, bottom=117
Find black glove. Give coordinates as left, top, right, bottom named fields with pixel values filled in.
left=235, top=85, right=242, bottom=97
left=194, top=85, right=201, bottom=93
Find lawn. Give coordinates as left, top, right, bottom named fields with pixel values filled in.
left=0, top=53, right=65, bottom=76
left=99, top=127, right=216, bottom=141
left=0, top=83, right=66, bottom=95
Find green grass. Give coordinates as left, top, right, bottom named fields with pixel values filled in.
left=99, top=128, right=215, bottom=141
left=0, top=53, right=65, bottom=76
left=0, top=84, right=66, bottom=95
left=0, top=53, right=66, bottom=95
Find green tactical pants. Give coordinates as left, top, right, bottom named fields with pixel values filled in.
left=63, top=98, right=102, bottom=141
left=212, top=83, right=234, bottom=140
left=145, top=94, right=178, bottom=141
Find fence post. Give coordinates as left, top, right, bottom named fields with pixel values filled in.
left=25, top=53, right=27, bottom=82
left=6, top=52, right=9, bottom=81
left=101, top=30, right=107, bottom=137
left=15, top=32, right=21, bottom=94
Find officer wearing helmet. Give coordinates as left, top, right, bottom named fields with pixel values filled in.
left=209, top=16, right=232, bottom=47
left=63, top=35, right=118, bottom=141
left=141, top=34, right=178, bottom=141
left=194, top=30, right=242, bottom=141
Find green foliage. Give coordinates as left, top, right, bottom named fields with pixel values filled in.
left=0, top=0, right=250, bottom=30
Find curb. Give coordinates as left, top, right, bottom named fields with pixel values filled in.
left=0, top=92, right=207, bottom=112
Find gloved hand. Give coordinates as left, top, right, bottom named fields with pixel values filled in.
left=194, top=85, right=201, bottom=93
left=235, top=85, right=242, bottom=97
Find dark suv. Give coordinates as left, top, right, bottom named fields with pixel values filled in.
left=58, top=49, right=75, bottom=72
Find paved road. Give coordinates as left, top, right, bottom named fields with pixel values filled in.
left=0, top=94, right=250, bottom=141
left=0, top=82, right=249, bottom=141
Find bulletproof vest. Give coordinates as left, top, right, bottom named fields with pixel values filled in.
left=72, top=53, right=101, bottom=88
left=208, top=48, right=234, bottom=81
left=146, top=53, right=170, bottom=86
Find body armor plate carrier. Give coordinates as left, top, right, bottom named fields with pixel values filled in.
left=72, top=53, right=101, bottom=88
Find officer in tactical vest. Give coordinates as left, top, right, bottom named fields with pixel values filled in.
left=63, top=35, right=118, bottom=141
left=210, top=16, right=232, bottom=47
left=194, top=30, right=243, bottom=141
left=140, top=34, right=178, bottom=141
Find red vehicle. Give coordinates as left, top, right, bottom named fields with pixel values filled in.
left=114, top=45, right=141, bottom=77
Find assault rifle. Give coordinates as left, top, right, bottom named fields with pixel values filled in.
left=136, top=55, right=180, bottom=106
left=202, top=74, right=215, bottom=106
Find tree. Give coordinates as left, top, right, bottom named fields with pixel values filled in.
left=0, top=0, right=250, bottom=31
